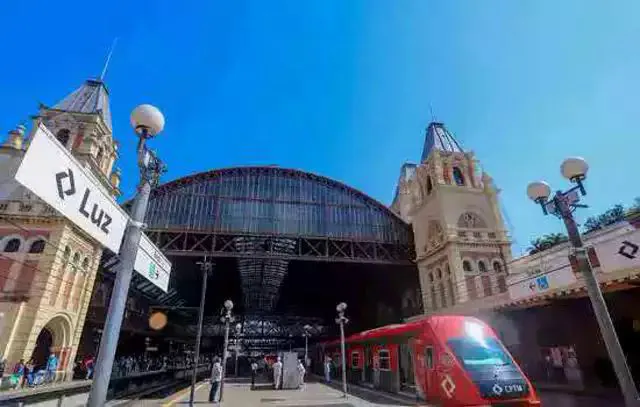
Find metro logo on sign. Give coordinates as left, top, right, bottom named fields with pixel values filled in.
left=14, top=125, right=128, bottom=253
left=134, top=233, right=171, bottom=292
left=56, top=169, right=76, bottom=199
left=54, top=168, right=114, bottom=234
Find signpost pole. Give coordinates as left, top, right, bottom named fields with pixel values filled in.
left=190, top=257, right=211, bottom=406
left=87, top=170, right=151, bottom=407
left=88, top=106, right=165, bottom=407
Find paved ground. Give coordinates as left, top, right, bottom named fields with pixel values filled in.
left=132, top=379, right=626, bottom=407
left=158, top=381, right=421, bottom=407
left=539, top=391, right=624, bottom=407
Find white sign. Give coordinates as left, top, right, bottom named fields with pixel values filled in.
left=14, top=125, right=128, bottom=253
left=594, top=228, right=640, bottom=273
left=508, top=265, right=577, bottom=301
left=134, top=233, right=171, bottom=293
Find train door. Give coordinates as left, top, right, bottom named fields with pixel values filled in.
left=364, top=346, right=374, bottom=387
left=425, top=345, right=435, bottom=395
left=399, top=342, right=415, bottom=392
left=411, top=332, right=438, bottom=402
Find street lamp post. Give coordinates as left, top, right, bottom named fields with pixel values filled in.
left=88, top=104, right=166, bottom=407
left=335, top=302, right=349, bottom=398
left=303, top=324, right=312, bottom=368
left=189, top=257, right=213, bottom=406
left=219, top=300, right=234, bottom=402
left=527, top=157, right=640, bottom=407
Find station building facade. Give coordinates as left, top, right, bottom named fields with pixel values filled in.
left=0, top=79, right=121, bottom=378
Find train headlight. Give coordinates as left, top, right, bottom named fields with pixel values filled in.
left=464, top=321, right=487, bottom=346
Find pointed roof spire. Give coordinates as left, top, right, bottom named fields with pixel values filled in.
left=421, top=122, right=463, bottom=162
left=52, top=79, right=112, bottom=131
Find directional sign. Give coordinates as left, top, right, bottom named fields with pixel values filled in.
left=134, top=233, right=171, bottom=293
left=595, top=228, right=640, bottom=273
left=14, top=125, right=128, bottom=252
left=508, top=265, right=577, bottom=301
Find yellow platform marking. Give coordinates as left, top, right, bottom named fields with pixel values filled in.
left=162, top=382, right=206, bottom=407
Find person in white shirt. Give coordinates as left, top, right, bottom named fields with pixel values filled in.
left=209, top=357, right=222, bottom=403
left=324, top=356, right=332, bottom=383
left=251, top=360, right=258, bottom=389
left=272, top=356, right=283, bottom=390
left=297, top=359, right=306, bottom=389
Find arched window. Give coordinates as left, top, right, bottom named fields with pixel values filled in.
left=82, top=257, right=90, bottom=271
left=453, top=167, right=465, bottom=186
left=493, top=261, right=503, bottom=273
left=72, top=252, right=80, bottom=270
left=436, top=268, right=442, bottom=279
left=428, top=272, right=434, bottom=282
left=4, top=238, right=21, bottom=253
left=445, top=264, right=451, bottom=275
left=63, top=246, right=71, bottom=261
left=28, top=239, right=45, bottom=254
left=56, top=129, right=71, bottom=146
left=462, top=260, right=473, bottom=273
left=478, top=261, right=488, bottom=273
left=426, top=176, right=433, bottom=194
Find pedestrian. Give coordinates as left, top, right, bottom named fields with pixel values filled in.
left=297, top=359, right=306, bottom=389
left=272, top=356, right=283, bottom=390
left=324, top=356, right=332, bottom=383
left=209, top=357, right=222, bottom=403
left=12, top=359, right=25, bottom=388
left=0, top=356, right=6, bottom=378
left=45, top=352, right=58, bottom=384
left=23, top=359, right=34, bottom=388
left=251, top=360, right=258, bottom=390
left=84, top=354, right=95, bottom=380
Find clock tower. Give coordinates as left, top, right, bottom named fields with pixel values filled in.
left=391, top=122, right=512, bottom=314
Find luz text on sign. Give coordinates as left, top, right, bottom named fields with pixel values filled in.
left=14, top=125, right=128, bottom=253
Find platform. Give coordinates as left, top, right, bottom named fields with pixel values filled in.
left=156, top=380, right=419, bottom=407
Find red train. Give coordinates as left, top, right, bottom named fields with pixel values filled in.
left=316, top=315, right=540, bottom=406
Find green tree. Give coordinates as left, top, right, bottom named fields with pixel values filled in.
left=629, top=197, right=640, bottom=216
left=528, top=232, right=569, bottom=255
left=583, top=204, right=626, bottom=233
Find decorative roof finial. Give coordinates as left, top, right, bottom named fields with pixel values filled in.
left=99, top=38, right=119, bottom=82
left=3, top=124, right=26, bottom=150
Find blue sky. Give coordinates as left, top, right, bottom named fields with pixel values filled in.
left=0, top=1, right=638, bottom=255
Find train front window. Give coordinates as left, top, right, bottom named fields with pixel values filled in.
left=447, top=336, right=512, bottom=368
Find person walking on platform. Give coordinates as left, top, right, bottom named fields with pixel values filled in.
left=209, top=357, right=222, bottom=403
left=324, top=356, right=332, bottom=384
left=251, top=360, right=258, bottom=390
left=273, top=356, right=283, bottom=390
left=297, top=359, right=306, bottom=389
left=45, top=353, right=58, bottom=384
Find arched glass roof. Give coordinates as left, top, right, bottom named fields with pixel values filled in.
left=144, top=166, right=410, bottom=244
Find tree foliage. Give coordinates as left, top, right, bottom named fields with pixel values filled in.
left=629, top=197, right=640, bottom=216
left=583, top=204, right=626, bottom=233
left=528, top=232, right=569, bottom=255
left=527, top=198, right=640, bottom=256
